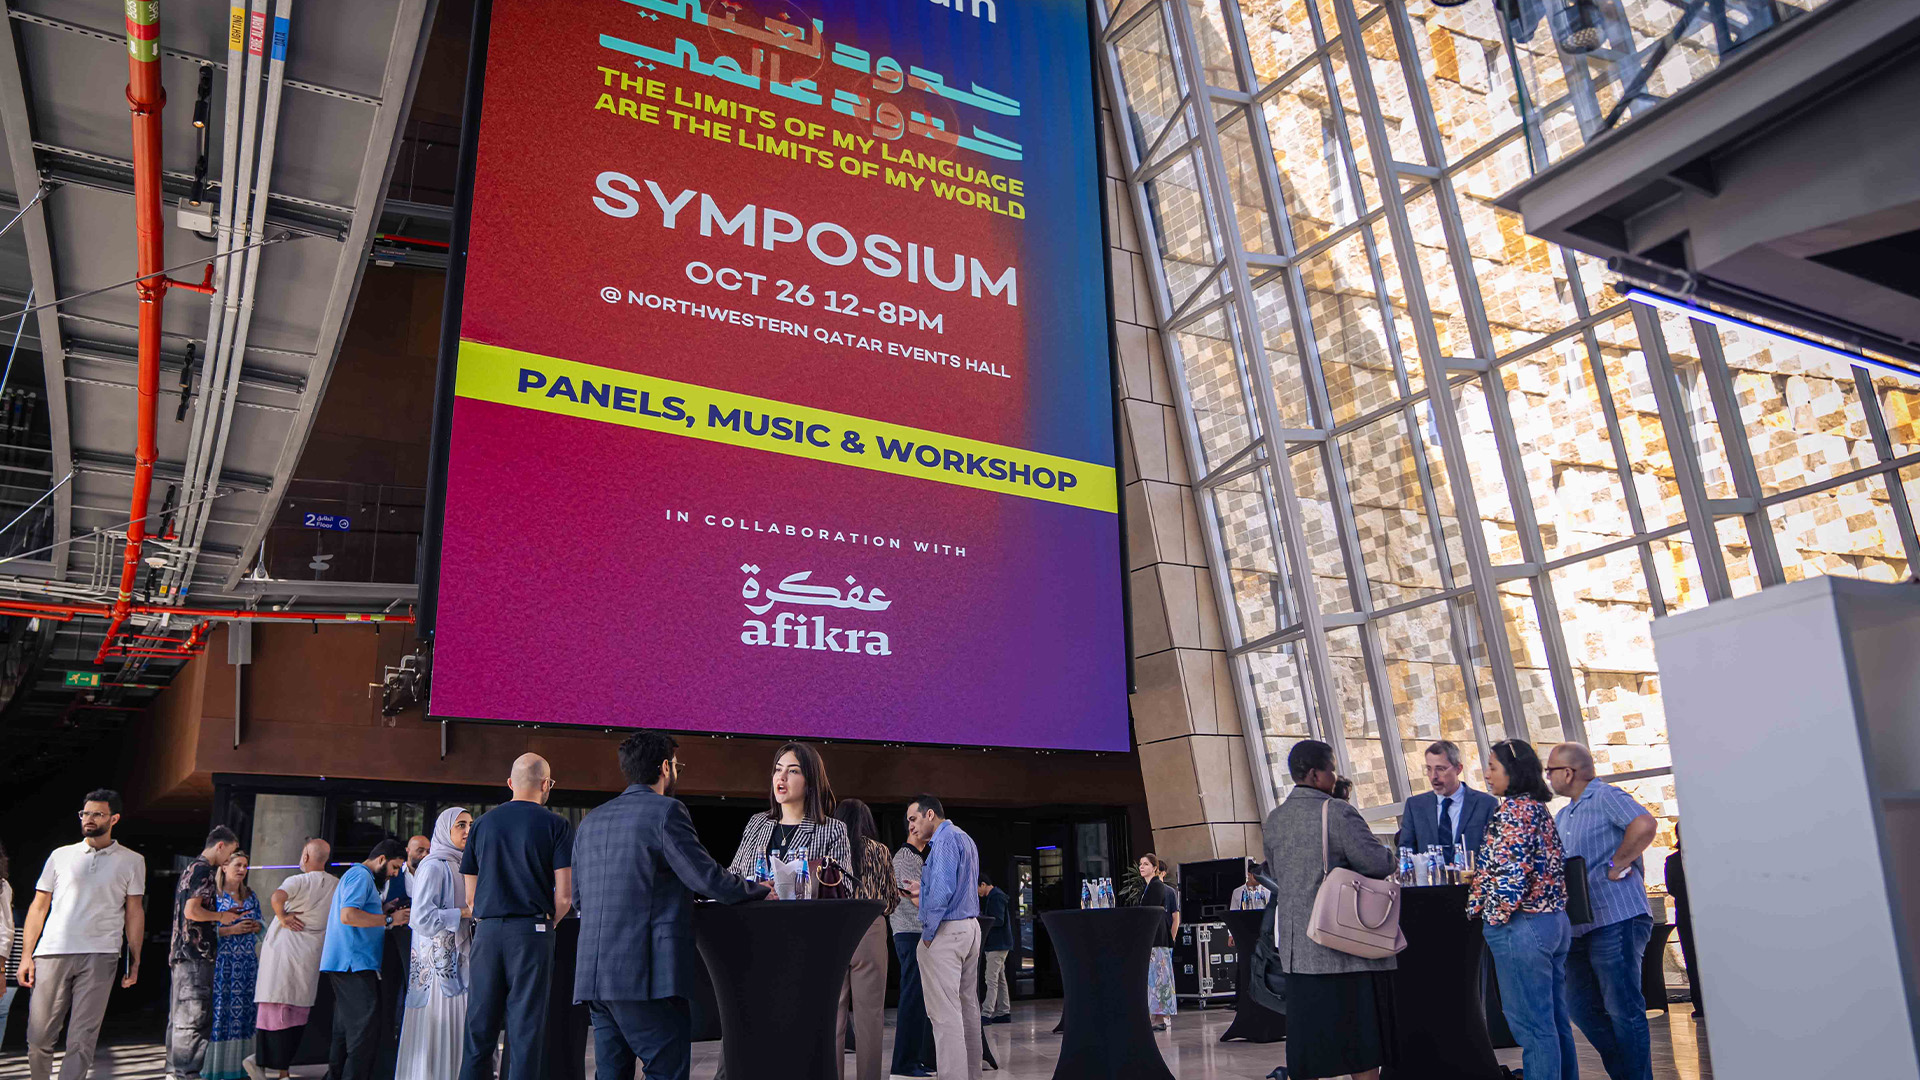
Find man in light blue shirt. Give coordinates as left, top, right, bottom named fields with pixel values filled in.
left=1549, top=743, right=1658, bottom=1080
left=319, top=839, right=410, bottom=1080
left=902, top=795, right=980, bottom=1080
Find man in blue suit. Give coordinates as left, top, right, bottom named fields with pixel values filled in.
left=572, top=730, right=770, bottom=1080
left=1395, top=739, right=1498, bottom=863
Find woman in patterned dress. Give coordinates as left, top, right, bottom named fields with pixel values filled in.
left=1136, top=854, right=1180, bottom=1031
left=204, top=852, right=262, bottom=1080
left=395, top=807, right=474, bottom=1080
left=1469, top=739, right=1577, bottom=1080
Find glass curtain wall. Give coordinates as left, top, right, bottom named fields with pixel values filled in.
left=1099, top=0, right=1920, bottom=865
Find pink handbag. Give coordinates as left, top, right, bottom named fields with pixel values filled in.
left=1305, top=801, right=1407, bottom=959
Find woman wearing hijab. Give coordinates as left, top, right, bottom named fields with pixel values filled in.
left=395, top=807, right=474, bottom=1080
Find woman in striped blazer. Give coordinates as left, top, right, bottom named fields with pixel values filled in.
left=727, top=741, right=853, bottom=880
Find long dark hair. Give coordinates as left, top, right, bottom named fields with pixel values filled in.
left=1491, top=739, right=1554, bottom=803
left=768, top=741, right=835, bottom=824
left=832, top=798, right=881, bottom=877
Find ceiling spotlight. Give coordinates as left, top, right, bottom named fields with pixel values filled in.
left=1554, top=0, right=1604, bottom=53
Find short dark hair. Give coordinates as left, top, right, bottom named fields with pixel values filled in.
left=909, top=794, right=944, bottom=818
left=368, top=838, right=407, bottom=863
left=205, top=825, right=239, bottom=848
left=1288, top=740, right=1336, bottom=783
left=618, top=730, right=679, bottom=786
left=83, top=789, right=122, bottom=816
left=1491, top=739, right=1554, bottom=803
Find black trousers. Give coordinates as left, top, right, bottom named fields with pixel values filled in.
left=327, top=971, right=382, bottom=1080
left=891, top=932, right=936, bottom=1073
left=461, top=918, right=556, bottom=1080
left=589, top=998, right=690, bottom=1080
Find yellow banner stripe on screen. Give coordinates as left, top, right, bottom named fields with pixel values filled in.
left=455, top=341, right=1119, bottom=513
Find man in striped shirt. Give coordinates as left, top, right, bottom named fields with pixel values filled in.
left=1549, top=743, right=1658, bottom=1080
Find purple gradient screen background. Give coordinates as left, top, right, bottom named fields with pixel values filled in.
left=427, top=0, right=1129, bottom=751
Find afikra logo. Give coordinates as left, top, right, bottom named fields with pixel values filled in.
left=739, top=564, right=894, bottom=656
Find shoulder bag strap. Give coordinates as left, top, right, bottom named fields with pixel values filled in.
left=1321, top=799, right=1331, bottom=875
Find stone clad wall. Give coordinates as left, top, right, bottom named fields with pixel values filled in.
left=1103, top=108, right=1267, bottom=869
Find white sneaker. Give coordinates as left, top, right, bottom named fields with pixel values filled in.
left=242, top=1056, right=266, bottom=1080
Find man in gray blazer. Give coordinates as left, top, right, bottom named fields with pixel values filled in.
left=1395, top=739, right=1498, bottom=864
left=572, top=730, right=769, bottom=1080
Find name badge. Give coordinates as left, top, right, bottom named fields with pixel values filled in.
left=535, top=923, right=547, bottom=932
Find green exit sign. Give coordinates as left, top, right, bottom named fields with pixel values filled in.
left=64, top=671, right=101, bottom=688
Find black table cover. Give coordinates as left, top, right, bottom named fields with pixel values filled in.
left=1039, top=908, right=1174, bottom=1080
left=693, top=899, right=885, bottom=1080
left=1381, top=885, right=1502, bottom=1080
left=1217, top=909, right=1286, bottom=1043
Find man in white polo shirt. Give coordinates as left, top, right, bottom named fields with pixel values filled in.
left=20, top=788, right=147, bottom=1080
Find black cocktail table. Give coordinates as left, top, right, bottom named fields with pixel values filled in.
left=1218, top=909, right=1286, bottom=1043
left=1381, top=885, right=1502, bottom=1080
left=693, top=898, right=885, bottom=1080
left=1039, top=908, right=1174, bottom=1080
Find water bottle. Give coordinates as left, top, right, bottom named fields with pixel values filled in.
left=755, top=855, right=770, bottom=884
left=1102, top=878, right=1114, bottom=908
left=1398, top=847, right=1414, bottom=885
left=1081, top=881, right=1092, bottom=909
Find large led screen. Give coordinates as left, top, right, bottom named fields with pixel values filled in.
left=426, top=0, right=1127, bottom=749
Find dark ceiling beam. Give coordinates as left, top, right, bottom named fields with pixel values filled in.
left=71, top=449, right=273, bottom=493
left=35, top=146, right=352, bottom=240
left=6, top=9, right=384, bottom=107
left=65, top=337, right=307, bottom=394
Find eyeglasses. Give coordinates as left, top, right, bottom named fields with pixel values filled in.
left=1544, top=766, right=1576, bottom=777
left=77, top=811, right=111, bottom=821
left=1422, top=765, right=1459, bottom=777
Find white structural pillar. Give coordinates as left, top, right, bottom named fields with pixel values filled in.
left=1651, top=576, right=1920, bottom=1077
left=249, top=793, right=326, bottom=902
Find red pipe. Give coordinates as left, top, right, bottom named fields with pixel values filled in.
left=98, top=0, right=169, bottom=664
left=96, top=4, right=225, bottom=664
left=0, top=598, right=412, bottom=624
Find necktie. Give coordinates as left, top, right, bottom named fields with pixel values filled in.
left=1439, top=796, right=1456, bottom=864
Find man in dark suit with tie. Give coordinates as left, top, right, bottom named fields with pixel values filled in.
left=572, top=730, right=770, bottom=1080
left=1395, top=739, right=1499, bottom=862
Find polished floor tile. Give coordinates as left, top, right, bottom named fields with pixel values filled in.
left=0, top=1000, right=1712, bottom=1079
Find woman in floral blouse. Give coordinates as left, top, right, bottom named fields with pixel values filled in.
left=830, top=798, right=898, bottom=1080
left=1468, top=738, right=1578, bottom=1080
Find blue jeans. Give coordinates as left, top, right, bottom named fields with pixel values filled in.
left=1566, top=914, right=1653, bottom=1080
left=1486, top=911, right=1578, bottom=1080
left=891, top=932, right=935, bottom=1073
